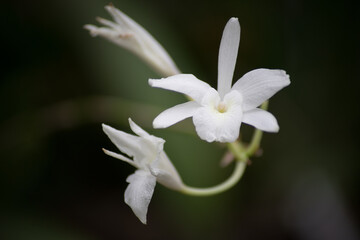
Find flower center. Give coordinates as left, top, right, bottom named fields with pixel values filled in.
left=217, top=101, right=228, bottom=113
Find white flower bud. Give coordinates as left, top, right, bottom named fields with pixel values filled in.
left=84, top=5, right=180, bottom=77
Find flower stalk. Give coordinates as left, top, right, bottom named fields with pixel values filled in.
left=180, top=160, right=247, bottom=196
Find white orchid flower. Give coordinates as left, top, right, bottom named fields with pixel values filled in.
left=149, top=18, right=290, bottom=143
left=102, top=118, right=183, bottom=224
left=84, top=5, right=180, bottom=77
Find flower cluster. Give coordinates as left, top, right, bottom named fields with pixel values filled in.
left=86, top=5, right=290, bottom=224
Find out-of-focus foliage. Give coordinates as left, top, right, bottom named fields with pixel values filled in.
left=1, top=0, right=359, bottom=239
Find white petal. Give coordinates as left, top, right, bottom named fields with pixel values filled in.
left=153, top=101, right=201, bottom=128
left=242, top=108, right=279, bottom=132
left=104, top=5, right=129, bottom=28
left=128, top=118, right=149, bottom=138
left=232, top=69, right=290, bottom=111
left=102, top=124, right=142, bottom=158
left=102, top=123, right=164, bottom=169
left=217, top=18, right=241, bottom=98
left=128, top=119, right=165, bottom=158
left=149, top=74, right=212, bottom=103
left=148, top=152, right=184, bottom=191
left=124, top=170, right=156, bottom=224
left=192, top=91, right=243, bottom=142
left=84, top=23, right=137, bottom=53
left=105, top=5, right=180, bottom=76
left=102, top=148, right=138, bottom=168
left=86, top=5, right=179, bottom=76
left=96, top=16, right=123, bottom=31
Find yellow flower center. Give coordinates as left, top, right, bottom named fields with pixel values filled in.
left=217, top=101, right=228, bottom=113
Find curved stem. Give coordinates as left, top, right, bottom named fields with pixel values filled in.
left=180, top=159, right=247, bottom=196
left=180, top=139, right=248, bottom=196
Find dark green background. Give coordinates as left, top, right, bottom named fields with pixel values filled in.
left=1, top=0, right=359, bottom=239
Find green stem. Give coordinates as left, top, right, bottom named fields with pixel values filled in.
left=180, top=160, right=247, bottom=196
left=246, top=129, right=263, bottom=156
left=180, top=138, right=248, bottom=196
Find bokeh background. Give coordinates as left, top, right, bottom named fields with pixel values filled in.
left=1, top=0, right=359, bottom=239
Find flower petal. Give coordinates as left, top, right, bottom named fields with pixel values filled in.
left=149, top=74, right=212, bottom=103
left=232, top=69, right=290, bottom=111
left=153, top=101, right=201, bottom=128
left=128, top=119, right=166, bottom=159
left=124, top=170, right=156, bottom=224
left=104, top=5, right=130, bottom=29
left=148, top=152, right=184, bottom=191
left=128, top=118, right=149, bottom=138
left=192, top=91, right=243, bottom=142
left=242, top=108, right=279, bottom=132
left=102, top=124, right=142, bottom=158
left=102, top=123, right=164, bottom=169
left=217, top=18, right=241, bottom=98
left=102, top=148, right=138, bottom=168
left=105, top=5, right=180, bottom=76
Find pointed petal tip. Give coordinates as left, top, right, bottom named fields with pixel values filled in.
left=128, top=117, right=134, bottom=124
left=83, top=24, right=99, bottom=36
left=104, top=4, right=114, bottom=11
left=127, top=118, right=137, bottom=131
left=83, top=24, right=93, bottom=30
left=102, top=148, right=113, bottom=157
left=105, top=4, right=119, bottom=15
left=102, top=123, right=110, bottom=130
left=102, top=148, right=110, bottom=154
left=102, top=123, right=116, bottom=136
left=95, top=16, right=105, bottom=22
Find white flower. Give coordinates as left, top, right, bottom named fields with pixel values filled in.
left=102, top=118, right=183, bottom=224
left=84, top=4, right=180, bottom=77
left=149, top=18, right=290, bottom=143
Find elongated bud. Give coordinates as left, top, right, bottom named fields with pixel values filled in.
left=84, top=5, right=180, bottom=77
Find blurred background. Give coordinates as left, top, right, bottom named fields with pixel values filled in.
left=1, top=0, right=359, bottom=239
